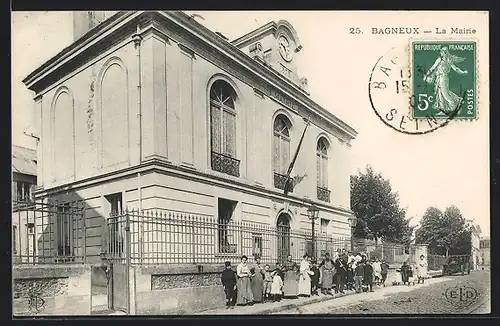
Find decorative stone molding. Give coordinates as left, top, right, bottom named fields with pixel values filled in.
left=151, top=273, right=220, bottom=290
left=249, top=42, right=263, bottom=61
left=13, top=278, right=69, bottom=299
left=87, top=74, right=96, bottom=144
left=299, top=77, right=308, bottom=91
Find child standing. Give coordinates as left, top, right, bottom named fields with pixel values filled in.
left=380, top=259, right=389, bottom=287
left=270, top=269, right=283, bottom=302
left=416, top=255, right=428, bottom=284
left=262, top=264, right=273, bottom=302
left=354, top=259, right=365, bottom=294
left=221, top=261, right=237, bottom=308
left=363, top=258, right=374, bottom=292
left=310, top=260, right=320, bottom=296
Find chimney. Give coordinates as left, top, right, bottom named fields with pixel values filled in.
left=73, top=11, right=106, bottom=41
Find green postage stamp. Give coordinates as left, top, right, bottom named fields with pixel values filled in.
left=410, top=40, right=477, bottom=119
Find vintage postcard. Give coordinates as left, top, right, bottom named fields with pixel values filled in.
left=11, top=11, right=490, bottom=316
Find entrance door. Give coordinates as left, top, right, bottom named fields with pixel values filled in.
left=277, top=213, right=291, bottom=263
left=105, top=194, right=130, bottom=314
left=109, top=262, right=129, bottom=313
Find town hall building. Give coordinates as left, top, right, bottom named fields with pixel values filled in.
left=23, top=11, right=358, bottom=267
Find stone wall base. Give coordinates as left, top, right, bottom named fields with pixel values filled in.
left=13, top=264, right=92, bottom=316
left=136, top=285, right=224, bottom=314
left=13, top=294, right=91, bottom=316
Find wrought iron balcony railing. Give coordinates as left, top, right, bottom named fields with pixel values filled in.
left=317, top=186, right=331, bottom=202
left=211, top=151, right=240, bottom=177
left=274, top=172, right=294, bottom=192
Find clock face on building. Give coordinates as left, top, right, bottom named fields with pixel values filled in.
left=278, top=35, right=293, bottom=62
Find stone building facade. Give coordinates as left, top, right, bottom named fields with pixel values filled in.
left=12, top=145, right=37, bottom=263
left=23, top=11, right=357, bottom=266
left=479, top=236, right=490, bottom=266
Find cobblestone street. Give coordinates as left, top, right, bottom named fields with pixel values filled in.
left=274, top=270, right=490, bottom=315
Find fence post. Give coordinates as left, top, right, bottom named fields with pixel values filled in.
left=125, top=209, right=131, bottom=314
left=138, top=209, right=143, bottom=264
left=239, top=221, right=244, bottom=257
left=82, top=202, right=87, bottom=264
left=190, top=215, right=196, bottom=265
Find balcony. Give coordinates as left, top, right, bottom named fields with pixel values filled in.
left=274, top=172, right=294, bottom=192
left=211, top=152, right=240, bottom=177
left=317, top=186, right=331, bottom=203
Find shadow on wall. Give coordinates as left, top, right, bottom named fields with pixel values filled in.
left=13, top=188, right=113, bottom=315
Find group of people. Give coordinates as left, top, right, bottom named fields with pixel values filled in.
left=220, top=249, right=429, bottom=309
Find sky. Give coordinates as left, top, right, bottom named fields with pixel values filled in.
left=11, top=11, right=490, bottom=236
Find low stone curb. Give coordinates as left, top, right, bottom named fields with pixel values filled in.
left=254, top=293, right=353, bottom=315
left=429, top=271, right=443, bottom=278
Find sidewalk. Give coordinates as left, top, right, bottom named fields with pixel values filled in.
left=195, top=291, right=357, bottom=315
left=197, top=272, right=444, bottom=315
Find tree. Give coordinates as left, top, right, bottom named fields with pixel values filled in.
left=350, top=165, right=414, bottom=245
left=415, top=205, right=471, bottom=255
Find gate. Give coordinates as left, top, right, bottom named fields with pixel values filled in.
left=106, top=212, right=131, bottom=313
left=277, top=213, right=291, bottom=262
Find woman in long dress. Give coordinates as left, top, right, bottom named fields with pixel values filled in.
left=416, top=255, right=428, bottom=284
left=236, top=255, right=254, bottom=305
left=372, top=258, right=382, bottom=285
left=298, top=254, right=314, bottom=297
left=423, top=46, right=469, bottom=114
left=282, top=254, right=299, bottom=298
left=250, top=256, right=264, bottom=303
left=319, top=252, right=335, bottom=295
left=400, top=261, right=411, bottom=286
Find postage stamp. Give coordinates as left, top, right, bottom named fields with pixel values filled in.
left=410, top=40, right=477, bottom=120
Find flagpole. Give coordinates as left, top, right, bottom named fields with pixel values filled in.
left=284, top=119, right=310, bottom=196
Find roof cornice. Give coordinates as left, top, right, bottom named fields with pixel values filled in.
left=22, top=11, right=140, bottom=88
left=22, top=10, right=357, bottom=140
left=230, top=21, right=276, bottom=47
left=161, top=11, right=356, bottom=139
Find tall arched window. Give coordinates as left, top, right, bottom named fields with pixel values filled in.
left=100, top=61, right=128, bottom=168
left=316, top=137, right=330, bottom=202
left=210, top=80, right=239, bottom=177
left=273, top=115, right=292, bottom=190
left=53, top=90, right=75, bottom=181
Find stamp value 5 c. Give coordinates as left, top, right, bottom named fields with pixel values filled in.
left=411, top=41, right=477, bottom=120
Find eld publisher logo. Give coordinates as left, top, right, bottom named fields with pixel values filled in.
left=444, top=286, right=479, bottom=308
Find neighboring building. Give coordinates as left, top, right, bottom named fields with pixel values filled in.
left=466, top=219, right=481, bottom=270
left=480, top=236, right=490, bottom=266
left=22, top=11, right=357, bottom=265
left=12, top=145, right=37, bottom=263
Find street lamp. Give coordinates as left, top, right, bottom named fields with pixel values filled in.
left=307, top=203, right=320, bottom=259
left=348, top=216, right=358, bottom=252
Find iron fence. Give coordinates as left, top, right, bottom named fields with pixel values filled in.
left=102, top=209, right=413, bottom=266
left=428, top=254, right=447, bottom=271
left=12, top=200, right=416, bottom=267
left=12, top=199, right=86, bottom=265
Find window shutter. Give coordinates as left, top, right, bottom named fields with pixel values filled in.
left=223, top=111, right=236, bottom=156
left=322, top=156, right=328, bottom=188
left=210, top=105, right=221, bottom=153
left=281, top=137, right=290, bottom=174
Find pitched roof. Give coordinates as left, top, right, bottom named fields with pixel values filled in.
left=12, top=145, right=37, bottom=176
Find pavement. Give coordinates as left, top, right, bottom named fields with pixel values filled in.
left=196, top=273, right=442, bottom=315
left=195, top=270, right=478, bottom=316
left=274, top=270, right=490, bottom=315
